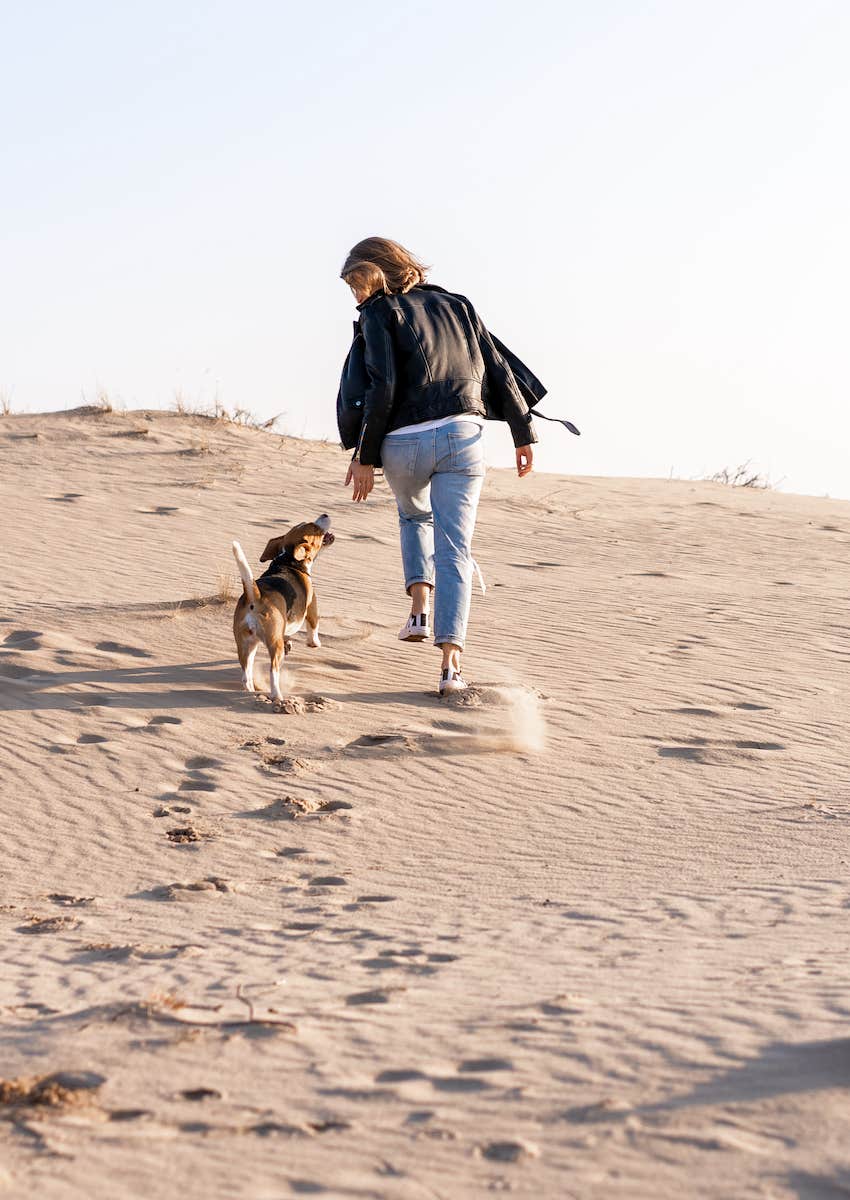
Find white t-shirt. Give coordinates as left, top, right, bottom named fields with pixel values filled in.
left=384, top=413, right=485, bottom=438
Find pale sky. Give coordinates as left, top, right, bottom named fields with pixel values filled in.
left=2, top=1, right=848, bottom=497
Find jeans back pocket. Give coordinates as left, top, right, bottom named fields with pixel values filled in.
left=381, top=436, right=419, bottom=477
left=447, top=423, right=485, bottom=475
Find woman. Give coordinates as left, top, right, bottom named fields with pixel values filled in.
left=337, top=237, right=539, bottom=694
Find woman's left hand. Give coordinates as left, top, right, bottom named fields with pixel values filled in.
left=516, top=445, right=534, bottom=477
left=345, top=460, right=375, bottom=502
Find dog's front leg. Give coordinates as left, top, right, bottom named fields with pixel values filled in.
left=305, top=594, right=321, bottom=648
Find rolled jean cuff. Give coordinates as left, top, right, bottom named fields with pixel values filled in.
left=405, top=574, right=434, bottom=594
left=434, top=633, right=465, bottom=649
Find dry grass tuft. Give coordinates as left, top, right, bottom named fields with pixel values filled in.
left=0, top=391, right=13, bottom=416
left=705, top=462, right=772, bottom=488
left=173, top=389, right=192, bottom=416
left=96, top=389, right=113, bottom=412
left=170, top=391, right=282, bottom=432
left=215, top=571, right=238, bottom=603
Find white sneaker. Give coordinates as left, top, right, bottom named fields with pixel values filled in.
left=439, top=668, right=468, bottom=695
left=398, top=613, right=430, bottom=642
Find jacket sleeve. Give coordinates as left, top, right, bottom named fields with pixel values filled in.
left=355, top=301, right=397, bottom=466
left=468, top=305, right=538, bottom=449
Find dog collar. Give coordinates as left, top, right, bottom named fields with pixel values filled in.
left=269, top=551, right=311, bottom=576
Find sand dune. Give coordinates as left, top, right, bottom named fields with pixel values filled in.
left=1, top=406, right=849, bottom=1198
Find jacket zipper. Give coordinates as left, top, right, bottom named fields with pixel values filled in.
left=355, top=420, right=367, bottom=460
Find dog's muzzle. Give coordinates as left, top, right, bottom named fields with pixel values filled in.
left=314, top=514, right=334, bottom=545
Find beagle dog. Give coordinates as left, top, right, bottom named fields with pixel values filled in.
left=231, top=514, right=334, bottom=702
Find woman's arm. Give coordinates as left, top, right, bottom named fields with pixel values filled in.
left=355, top=301, right=397, bottom=467
left=462, top=300, right=540, bottom=452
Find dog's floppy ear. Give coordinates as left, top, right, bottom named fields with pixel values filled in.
left=260, top=536, right=286, bottom=562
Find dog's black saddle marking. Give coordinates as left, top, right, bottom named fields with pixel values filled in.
left=258, top=556, right=308, bottom=623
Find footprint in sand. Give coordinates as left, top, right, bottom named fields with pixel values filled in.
left=657, top=737, right=785, bottom=764
left=3, top=629, right=43, bottom=650
left=271, top=695, right=341, bottom=715
left=479, top=1140, right=539, bottom=1164
left=148, top=715, right=182, bottom=727
left=136, top=505, right=180, bottom=516
left=459, top=1057, right=514, bottom=1073
left=76, top=942, right=203, bottom=961
left=241, top=796, right=352, bottom=821
left=361, top=949, right=437, bottom=976
left=47, top=493, right=84, bottom=503
left=17, top=915, right=81, bottom=934
left=136, top=878, right=238, bottom=902
left=376, top=1069, right=428, bottom=1084
left=346, top=988, right=405, bottom=1006
left=260, top=753, right=313, bottom=776
left=47, top=893, right=97, bottom=907
left=431, top=1076, right=491, bottom=1093
left=96, top=641, right=152, bottom=658
left=346, top=732, right=419, bottom=751
left=0, top=663, right=38, bottom=680
left=166, top=825, right=216, bottom=845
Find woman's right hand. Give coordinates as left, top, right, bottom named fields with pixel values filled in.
left=345, top=460, right=375, bottom=501
left=516, top=445, right=534, bottom=477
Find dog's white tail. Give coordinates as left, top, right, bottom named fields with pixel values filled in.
left=232, top=541, right=260, bottom=603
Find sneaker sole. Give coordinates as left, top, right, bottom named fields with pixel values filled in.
left=399, top=632, right=429, bottom=642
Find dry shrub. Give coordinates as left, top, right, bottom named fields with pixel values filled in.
left=706, top=462, right=772, bottom=488
left=0, top=391, right=12, bottom=416
left=171, top=388, right=282, bottom=433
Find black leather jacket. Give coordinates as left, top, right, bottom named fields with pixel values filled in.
left=337, top=284, right=540, bottom=467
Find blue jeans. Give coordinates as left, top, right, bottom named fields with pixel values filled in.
left=381, top=421, right=485, bottom=649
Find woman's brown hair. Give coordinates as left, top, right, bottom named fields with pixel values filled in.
left=341, top=237, right=428, bottom=299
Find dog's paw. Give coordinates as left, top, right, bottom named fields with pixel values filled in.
left=283, top=639, right=293, bottom=656
left=306, top=633, right=321, bottom=649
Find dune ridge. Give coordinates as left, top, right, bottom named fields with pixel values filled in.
left=1, top=406, right=849, bottom=1198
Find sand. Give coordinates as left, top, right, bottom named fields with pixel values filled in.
left=1, top=405, right=849, bottom=1199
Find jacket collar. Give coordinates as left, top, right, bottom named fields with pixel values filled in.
left=356, top=290, right=385, bottom=312
left=356, top=284, right=430, bottom=312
